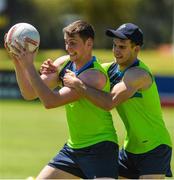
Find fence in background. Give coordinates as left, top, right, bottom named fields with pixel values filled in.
left=0, top=70, right=174, bottom=107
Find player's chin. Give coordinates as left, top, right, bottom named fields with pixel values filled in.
left=70, top=55, right=78, bottom=62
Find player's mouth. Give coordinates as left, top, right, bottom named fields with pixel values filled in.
left=69, top=52, right=77, bottom=57
left=116, top=55, right=122, bottom=59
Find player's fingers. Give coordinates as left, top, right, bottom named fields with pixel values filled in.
left=66, top=69, right=75, bottom=75
left=47, top=59, right=53, bottom=63
left=4, top=42, right=10, bottom=52
left=42, top=59, right=51, bottom=66
left=11, top=44, right=21, bottom=54
left=40, top=65, right=53, bottom=72
left=14, top=39, right=25, bottom=52
left=24, top=37, right=30, bottom=51
left=41, top=64, right=55, bottom=71
left=40, top=68, right=53, bottom=74
left=65, top=69, right=76, bottom=77
left=33, top=47, right=38, bottom=53
left=41, top=64, right=49, bottom=68
left=44, top=61, right=57, bottom=70
left=11, top=52, right=20, bottom=61
left=66, top=69, right=72, bottom=73
left=4, top=33, right=7, bottom=43
left=4, top=34, right=10, bottom=51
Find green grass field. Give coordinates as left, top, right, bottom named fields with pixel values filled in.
left=0, top=48, right=174, bottom=178
left=0, top=100, right=173, bottom=179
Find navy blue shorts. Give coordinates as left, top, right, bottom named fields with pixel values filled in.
left=119, top=144, right=172, bottom=178
left=48, top=141, right=119, bottom=179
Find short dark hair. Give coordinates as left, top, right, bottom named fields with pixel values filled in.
left=63, top=20, right=95, bottom=41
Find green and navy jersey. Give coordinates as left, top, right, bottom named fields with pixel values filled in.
left=103, top=60, right=172, bottom=154
left=59, top=56, right=118, bottom=149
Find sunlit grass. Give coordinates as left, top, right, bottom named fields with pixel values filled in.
left=0, top=100, right=173, bottom=178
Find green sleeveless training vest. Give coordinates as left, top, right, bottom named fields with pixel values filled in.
left=103, top=60, right=172, bottom=154
left=59, top=57, right=118, bottom=149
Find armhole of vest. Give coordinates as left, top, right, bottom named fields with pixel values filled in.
left=80, top=67, right=109, bottom=91
left=137, top=67, right=154, bottom=91
left=138, top=61, right=154, bottom=82
left=139, top=67, right=154, bottom=82
left=102, top=62, right=113, bottom=71
left=58, top=58, right=71, bottom=87
left=58, top=58, right=70, bottom=75
left=94, top=61, right=110, bottom=91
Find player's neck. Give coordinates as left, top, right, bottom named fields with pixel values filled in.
left=119, top=58, right=138, bottom=71
left=75, top=54, right=93, bottom=70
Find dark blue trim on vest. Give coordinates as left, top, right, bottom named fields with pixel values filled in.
left=59, top=56, right=96, bottom=85
left=107, top=59, right=143, bottom=98
left=131, top=92, right=143, bottom=98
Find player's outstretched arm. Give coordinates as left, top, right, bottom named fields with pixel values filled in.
left=4, top=35, right=38, bottom=100
left=64, top=68, right=152, bottom=110
left=7, top=36, right=108, bottom=109
left=4, top=34, right=69, bottom=100
left=18, top=51, right=106, bottom=109
left=63, top=69, right=113, bottom=110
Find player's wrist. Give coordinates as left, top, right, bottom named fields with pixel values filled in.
left=76, top=79, right=86, bottom=92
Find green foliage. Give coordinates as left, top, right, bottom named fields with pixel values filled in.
left=3, top=0, right=173, bottom=48
left=0, top=100, right=173, bottom=178
left=135, top=0, right=173, bottom=47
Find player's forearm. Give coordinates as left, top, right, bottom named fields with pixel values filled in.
left=13, top=60, right=37, bottom=100
left=75, top=81, right=113, bottom=111
left=25, top=64, right=61, bottom=109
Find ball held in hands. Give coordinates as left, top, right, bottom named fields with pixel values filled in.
left=5, top=23, right=40, bottom=55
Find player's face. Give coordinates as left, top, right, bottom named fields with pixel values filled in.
left=64, top=33, right=92, bottom=64
left=112, top=38, right=137, bottom=67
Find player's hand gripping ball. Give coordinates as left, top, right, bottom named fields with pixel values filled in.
left=5, top=23, right=40, bottom=55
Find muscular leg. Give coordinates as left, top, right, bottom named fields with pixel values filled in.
left=36, top=165, right=80, bottom=179
left=140, top=174, right=165, bottom=179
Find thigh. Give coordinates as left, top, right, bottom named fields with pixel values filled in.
left=47, top=144, right=87, bottom=178
left=77, top=141, right=119, bottom=179
left=36, top=165, right=80, bottom=179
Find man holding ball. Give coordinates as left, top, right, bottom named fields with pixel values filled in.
left=5, top=20, right=119, bottom=179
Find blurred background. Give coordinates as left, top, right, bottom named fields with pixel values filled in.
left=0, top=0, right=173, bottom=49
left=0, top=0, right=174, bottom=178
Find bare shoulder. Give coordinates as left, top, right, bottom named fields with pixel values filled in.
left=53, top=55, right=70, bottom=67
left=78, top=69, right=107, bottom=90
left=124, top=66, right=152, bottom=81
left=124, top=67, right=152, bottom=90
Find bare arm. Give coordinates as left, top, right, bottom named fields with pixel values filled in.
left=63, top=67, right=152, bottom=111
left=25, top=63, right=107, bottom=109
left=6, top=48, right=68, bottom=100
left=14, top=45, right=106, bottom=109
left=12, top=57, right=62, bottom=100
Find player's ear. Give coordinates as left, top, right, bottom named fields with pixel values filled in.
left=134, top=45, right=140, bottom=52
left=86, top=38, right=93, bottom=47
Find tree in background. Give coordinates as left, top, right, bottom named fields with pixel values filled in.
left=2, top=0, right=173, bottom=49
left=135, top=0, right=173, bottom=48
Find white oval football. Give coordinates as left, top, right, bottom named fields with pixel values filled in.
left=5, top=23, right=40, bottom=54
